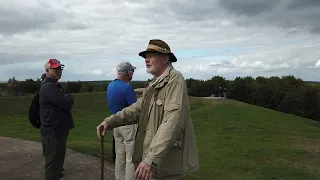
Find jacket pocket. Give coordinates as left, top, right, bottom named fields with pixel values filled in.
left=164, top=104, right=180, bottom=112
left=154, top=146, right=182, bottom=178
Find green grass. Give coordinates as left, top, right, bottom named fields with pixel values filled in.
left=1, top=92, right=320, bottom=180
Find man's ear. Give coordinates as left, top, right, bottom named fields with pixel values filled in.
left=163, top=55, right=170, bottom=64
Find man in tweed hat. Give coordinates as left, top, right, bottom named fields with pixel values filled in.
left=106, top=61, right=138, bottom=180
left=97, top=39, right=199, bottom=180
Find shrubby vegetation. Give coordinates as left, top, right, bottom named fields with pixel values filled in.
left=0, top=78, right=147, bottom=95
left=186, top=75, right=320, bottom=121
left=1, top=75, right=319, bottom=121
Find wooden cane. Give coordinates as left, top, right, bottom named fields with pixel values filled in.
left=100, top=127, right=104, bottom=180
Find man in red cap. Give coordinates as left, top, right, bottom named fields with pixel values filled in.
left=39, top=59, right=74, bottom=180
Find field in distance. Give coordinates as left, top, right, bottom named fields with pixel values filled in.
left=0, top=91, right=319, bottom=180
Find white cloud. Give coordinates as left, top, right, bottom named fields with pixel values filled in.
left=315, top=60, right=320, bottom=68
left=0, top=0, right=320, bottom=82
left=91, top=69, right=103, bottom=76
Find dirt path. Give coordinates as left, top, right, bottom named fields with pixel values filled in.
left=0, top=136, right=115, bottom=180
left=202, top=96, right=227, bottom=99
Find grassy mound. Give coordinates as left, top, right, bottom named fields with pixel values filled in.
left=0, top=92, right=319, bottom=180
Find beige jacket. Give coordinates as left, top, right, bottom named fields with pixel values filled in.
left=105, top=65, right=199, bottom=179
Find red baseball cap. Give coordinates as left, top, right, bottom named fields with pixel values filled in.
left=45, top=59, right=64, bottom=69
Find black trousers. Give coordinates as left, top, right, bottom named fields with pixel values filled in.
left=41, top=131, right=69, bottom=180
left=112, top=135, right=116, bottom=163
left=42, top=135, right=46, bottom=155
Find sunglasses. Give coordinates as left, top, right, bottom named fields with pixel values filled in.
left=49, top=66, right=64, bottom=70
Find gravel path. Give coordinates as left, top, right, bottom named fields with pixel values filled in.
left=202, top=96, right=227, bottom=99
left=0, top=136, right=115, bottom=180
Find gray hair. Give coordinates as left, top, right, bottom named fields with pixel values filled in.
left=116, top=61, right=136, bottom=75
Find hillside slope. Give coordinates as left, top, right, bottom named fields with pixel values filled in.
left=0, top=92, right=319, bottom=180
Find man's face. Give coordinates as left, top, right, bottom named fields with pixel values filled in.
left=47, top=66, right=63, bottom=80
left=145, top=52, right=168, bottom=76
left=128, top=70, right=134, bottom=81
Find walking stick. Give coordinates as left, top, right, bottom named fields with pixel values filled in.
left=100, top=127, right=104, bottom=180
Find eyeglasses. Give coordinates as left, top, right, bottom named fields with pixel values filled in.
left=49, top=66, right=64, bottom=71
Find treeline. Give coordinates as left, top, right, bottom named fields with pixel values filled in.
left=1, top=75, right=319, bottom=121
left=60, top=81, right=147, bottom=93
left=0, top=77, right=147, bottom=95
left=186, top=75, right=320, bottom=121
left=0, top=77, right=42, bottom=96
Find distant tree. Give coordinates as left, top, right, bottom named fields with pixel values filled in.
left=18, top=78, right=41, bottom=94
left=277, top=90, right=304, bottom=116
left=255, top=76, right=267, bottom=85
left=6, top=77, right=19, bottom=96
left=209, top=76, right=228, bottom=96
left=5, top=74, right=319, bottom=121
left=301, top=86, right=320, bottom=120
left=189, top=80, right=211, bottom=97
left=79, top=82, right=94, bottom=93
left=228, top=76, right=254, bottom=103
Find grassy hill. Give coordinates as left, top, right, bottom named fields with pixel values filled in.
left=0, top=92, right=319, bottom=180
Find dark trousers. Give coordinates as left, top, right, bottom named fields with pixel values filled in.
left=42, top=138, right=46, bottom=155
left=41, top=131, right=69, bottom=180
left=112, top=135, right=116, bottom=163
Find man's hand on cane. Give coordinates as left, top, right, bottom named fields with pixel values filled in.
left=97, top=119, right=108, bottom=139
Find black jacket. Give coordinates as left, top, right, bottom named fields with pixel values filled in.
left=39, top=77, right=75, bottom=136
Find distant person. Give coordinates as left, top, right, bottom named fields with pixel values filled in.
left=97, top=39, right=199, bottom=180
left=106, top=61, right=138, bottom=180
left=39, top=59, right=74, bottom=180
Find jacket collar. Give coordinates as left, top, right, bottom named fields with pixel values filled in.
left=42, top=77, right=61, bottom=89
left=150, top=64, right=173, bottom=89
left=43, top=76, right=58, bottom=83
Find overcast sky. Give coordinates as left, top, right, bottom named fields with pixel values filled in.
left=1, top=0, right=320, bottom=82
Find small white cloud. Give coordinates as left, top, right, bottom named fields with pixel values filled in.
left=279, top=63, right=290, bottom=68
left=220, top=19, right=234, bottom=27
left=92, top=69, right=103, bottom=75
left=315, top=60, right=320, bottom=68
